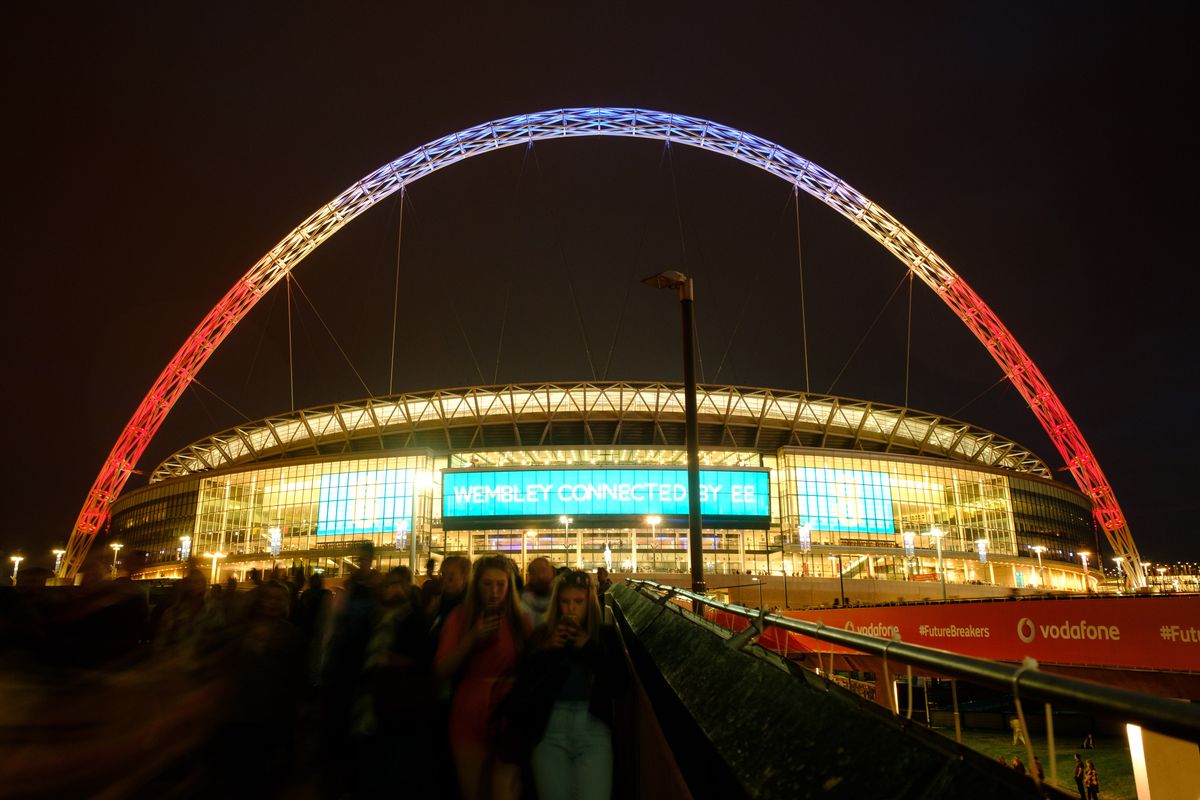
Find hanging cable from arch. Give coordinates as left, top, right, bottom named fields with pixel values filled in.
left=242, top=288, right=279, bottom=395
left=950, top=373, right=1011, bottom=419
left=191, top=376, right=253, bottom=422
left=288, top=273, right=374, bottom=397
left=666, top=141, right=705, bottom=382
left=712, top=255, right=765, bottom=384
left=388, top=188, right=406, bottom=396
left=602, top=141, right=672, bottom=381
left=904, top=272, right=913, bottom=408
left=528, top=145, right=597, bottom=381
left=494, top=143, right=536, bottom=384
left=826, top=270, right=910, bottom=395
left=287, top=274, right=295, bottom=412
left=794, top=186, right=811, bottom=393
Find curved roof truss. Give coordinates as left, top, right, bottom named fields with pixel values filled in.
left=150, top=383, right=1050, bottom=481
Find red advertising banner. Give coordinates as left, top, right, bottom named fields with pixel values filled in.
left=713, top=596, right=1200, bottom=672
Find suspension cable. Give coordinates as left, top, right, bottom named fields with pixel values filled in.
left=825, top=270, right=910, bottom=395
left=904, top=272, right=913, bottom=408
left=949, top=373, right=1011, bottom=419
left=666, top=142, right=705, bottom=382
left=241, top=288, right=279, bottom=394
left=495, top=143, right=535, bottom=383
left=666, top=140, right=690, bottom=269
left=529, top=146, right=597, bottom=380
left=388, top=188, right=406, bottom=396
left=190, top=376, right=253, bottom=422
left=712, top=266, right=760, bottom=384
left=287, top=274, right=295, bottom=412
left=602, top=141, right=672, bottom=381
left=794, top=186, right=811, bottom=393
left=440, top=270, right=488, bottom=385
left=288, top=274, right=374, bottom=396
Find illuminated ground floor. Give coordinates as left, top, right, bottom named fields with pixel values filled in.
left=136, top=527, right=1098, bottom=595
left=111, top=386, right=1105, bottom=594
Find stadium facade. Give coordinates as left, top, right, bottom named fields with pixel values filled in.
left=111, top=382, right=1098, bottom=591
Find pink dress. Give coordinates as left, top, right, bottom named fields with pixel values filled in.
left=435, top=607, right=530, bottom=749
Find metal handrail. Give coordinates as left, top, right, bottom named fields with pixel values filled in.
left=627, top=579, right=1200, bottom=743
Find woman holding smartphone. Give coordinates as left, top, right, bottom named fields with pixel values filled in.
left=527, top=569, right=621, bottom=800
left=435, top=555, right=530, bottom=800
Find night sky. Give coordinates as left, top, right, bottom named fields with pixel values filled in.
left=3, top=4, right=1196, bottom=570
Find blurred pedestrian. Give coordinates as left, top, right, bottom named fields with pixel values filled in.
left=435, top=555, right=531, bottom=800
left=521, top=557, right=555, bottom=626
left=525, top=570, right=622, bottom=800
left=1084, top=759, right=1099, bottom=800
left=431, top=556, right=470, bottom=640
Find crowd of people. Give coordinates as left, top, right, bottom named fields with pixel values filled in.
left=0, top=547, right=628, bottom=799
left=996, top=750, right=1100, bottom=798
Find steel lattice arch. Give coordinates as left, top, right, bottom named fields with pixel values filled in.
left=62, top=108, right=1144, bottom=585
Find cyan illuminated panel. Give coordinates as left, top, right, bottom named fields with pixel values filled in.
left=443, top=467, right=770, bottom=526
left=316, top=469, right=414, bottom=536
left=794, top=467, right=895, bottom=534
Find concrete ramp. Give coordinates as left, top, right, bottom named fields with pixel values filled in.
left=610, top=584, right=1066, bottom=799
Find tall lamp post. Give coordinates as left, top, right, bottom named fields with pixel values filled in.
left=51, top=549, right=66, bottom=575
left=110, top=542, right=123, bottom=578
left=9, top=555, right=23, bottom=585
left=829, top=554, right=846, bottom=607
left=1113, top=556, right=1126, bottom=590
left=1030, top=545, right=1047, bottom=588
left=643, top=270, right=706, bottom=597
left=204, top=551, right=226, bottom=585
left=559, top=516, right=573, bottom=569
left=645, top=515, right=660, bottom=573
left=929, top=528, right=947, bottom=601
left=1079, top=550, right=1091, bottom=592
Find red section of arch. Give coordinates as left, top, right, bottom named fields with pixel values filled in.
left=61, top=279, right=260, bottom=575
left=938, top=276, right=1127, bottom=537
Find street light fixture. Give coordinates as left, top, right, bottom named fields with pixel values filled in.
left=9, top=555, right=23, bottom=585
left=643, top=515, right=661, bottom=574
left=1078, top=550, right=1091, bottom=592
left=559, top=516, right=573, bottom=568
left=1030, top=545, right=1047, bottom=588
left=1113, top=556, right=1126, bottom=589
left=51, top=549, right=66, bottom=574
left=643, top=269, right=706, bottom=597
left=203, top=551, right=226, bottom=585
left=110, top=543, right=124, bottom=578
left=929, top=528, right=947, bottom=601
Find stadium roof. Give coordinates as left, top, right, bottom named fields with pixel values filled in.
left=150, top=382, right=1052, bottom=482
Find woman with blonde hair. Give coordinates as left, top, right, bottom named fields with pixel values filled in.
left=435, top=555, right=531, bottom=800
left=509, top=569, right=623, bottom=800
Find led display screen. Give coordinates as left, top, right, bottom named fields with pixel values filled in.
left=794, top=467, right=895, bottom=534
left=316, top=469, right=414, bottom=536
left=443, top=467, right=771, bottom=522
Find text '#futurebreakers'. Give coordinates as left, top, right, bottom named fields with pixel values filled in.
left=918, top=624, right=990, bottom=638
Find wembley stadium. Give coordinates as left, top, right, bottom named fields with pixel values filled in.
left=109, top=381, right=1098, bottom=593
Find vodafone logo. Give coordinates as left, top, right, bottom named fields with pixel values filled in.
left=844, top=620, right=900, bottom=638
left=1015, top=617, right=1120, bottom=645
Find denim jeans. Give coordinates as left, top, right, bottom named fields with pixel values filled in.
left=531, top=700, right=613, bottom=800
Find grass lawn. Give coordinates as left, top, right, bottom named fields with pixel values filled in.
left=931, top=727, right=1136, bottom=800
